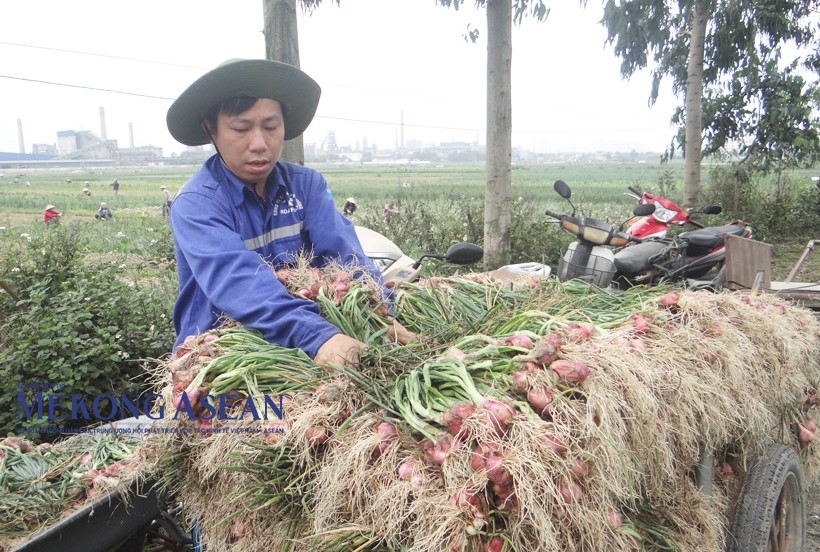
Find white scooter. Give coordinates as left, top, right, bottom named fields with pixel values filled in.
left=354, top=226, right=550, bottom=284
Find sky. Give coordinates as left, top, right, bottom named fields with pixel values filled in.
left=0, top=0, right=680, bottom=157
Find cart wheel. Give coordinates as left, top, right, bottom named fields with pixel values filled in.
left=726, top=444, right=805, bottom=552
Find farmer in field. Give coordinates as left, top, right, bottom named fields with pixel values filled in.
left=96, top=202, right=113, bottom=221
left=43, top=204, right=61, bottom=225
left=160, top=184, right=173, bottom=217
left=342, top=197, right=357, bottom=216
left=166, top=58, right=415, bottom=368
left=383, top=201, right=399, bottom=222
left=110, top=178, right=120, bottom=198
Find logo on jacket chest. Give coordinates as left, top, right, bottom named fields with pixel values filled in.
left=273, top=192, right=304, bottom=216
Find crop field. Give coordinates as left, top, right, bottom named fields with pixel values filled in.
left=0, top=160, right=684, bottom=220
left=0, top=159, right=818, bottom=280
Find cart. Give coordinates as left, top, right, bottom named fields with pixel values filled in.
left=7, top=416, right=195, bottom=552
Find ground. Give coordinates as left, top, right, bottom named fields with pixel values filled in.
left=771, top=241, right=820, bottom=284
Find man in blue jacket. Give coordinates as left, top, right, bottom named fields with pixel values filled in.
left=166, top=59, right=414, bottom=367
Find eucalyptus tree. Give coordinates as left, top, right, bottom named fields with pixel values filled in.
left=601, top=0, right=820, bottom=207
left=435, top=0, right=550, bottom=268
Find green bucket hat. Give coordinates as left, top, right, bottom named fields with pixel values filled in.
left=166, top=59, right=321, bottom=146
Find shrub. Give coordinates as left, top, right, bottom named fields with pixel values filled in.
left=705, top=165, right=820, bottom=242
left=355, top=195, right=570, bottom=272
left=0, top=224, right=176, bottom=441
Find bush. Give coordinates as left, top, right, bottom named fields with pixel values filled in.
left=705, top=165, right=820, bottom=242
left=354, top=195, right=570, bottom=272
left=0, top=224, right=176, bottom=441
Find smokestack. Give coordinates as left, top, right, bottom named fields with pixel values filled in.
left=99, top=107, right=107, bottom=141
left=129, top=122, right=134, bottom=148
left=17, top=119, right=25, bottom=154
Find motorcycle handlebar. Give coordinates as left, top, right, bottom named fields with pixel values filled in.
left=544, top=209, right=562, bottom=219
left=628, top=186, right=642, bottom=196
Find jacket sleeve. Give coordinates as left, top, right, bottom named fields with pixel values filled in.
left=170, top=190, right=341, bottom=358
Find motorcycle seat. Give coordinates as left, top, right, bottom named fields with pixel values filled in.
left=678, top=225, right=746, bottom=249
left=613, top=240, right=669, bottom=274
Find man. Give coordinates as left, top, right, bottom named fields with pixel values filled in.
left=166, top=59, right=414, bottom=368
left=161, top=185, right=173, bottom=217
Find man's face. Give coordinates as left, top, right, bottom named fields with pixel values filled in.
left=211, top=98, right=285, bottom=189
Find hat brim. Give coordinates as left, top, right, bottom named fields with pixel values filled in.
left=166, top=59, right=321, bottom=146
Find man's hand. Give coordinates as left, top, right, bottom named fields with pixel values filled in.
left=387, top=319, right=419, bottom=345
left=314, top=333, right=367, bottom=368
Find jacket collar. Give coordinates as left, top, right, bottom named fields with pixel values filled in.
left=206, top=156, right=290, bottom=208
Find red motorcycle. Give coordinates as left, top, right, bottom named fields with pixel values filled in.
left=613, top=187, right=752, bottom=288
left=622, top=185, right=720, bottom=240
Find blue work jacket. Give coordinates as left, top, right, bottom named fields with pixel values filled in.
left=169, top=155, right=384, bottom=358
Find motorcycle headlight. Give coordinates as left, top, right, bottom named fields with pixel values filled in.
left=581, top=219, right=614, bottom=245
left=652, top=202, right=677, bottom=223
left=582, top=226, right=611, bottom=245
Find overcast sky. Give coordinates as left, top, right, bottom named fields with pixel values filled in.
left=0, top=0, right=679, bottom=157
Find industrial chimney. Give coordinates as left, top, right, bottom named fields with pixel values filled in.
left=99, top=107, right=108, bottom=141
left=17, top=119, right=25, bottom=154
left=129, top=122, right=134, bottom=148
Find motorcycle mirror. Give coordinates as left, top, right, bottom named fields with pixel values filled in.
left=633, top=203, right=655, bottom=216
left=445, top=242, right=484, bottom=265
left=703, top=205, right=722, bottom=215
left=553, top=180, right=572, bottom=199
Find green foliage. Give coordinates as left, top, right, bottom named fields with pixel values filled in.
left=602, top=0, right=820, bottom=171
left=352, top=181, right=611, bottom=272
left=433, top=0, right=550, bottom=25
left=699, top=55, right=820, bottom=170
left=655, top=168, right=678, bottom=198
left=704, top=164, right=820, bottom=242
left=0, top=224, right=177, bottom=441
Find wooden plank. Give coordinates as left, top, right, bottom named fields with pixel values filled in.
left=768, top=281, right=820, bottom=310
left=724, top=235, right=771, bottom=291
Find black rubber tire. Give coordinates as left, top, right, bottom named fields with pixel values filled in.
left=726, top=444, right=806, bottom=552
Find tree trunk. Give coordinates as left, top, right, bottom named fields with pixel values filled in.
left=484, top=0, right=513, bottom=269
left=683, top=0, right=707, bottom=208
left=262, top=0, right=306, bottom=165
